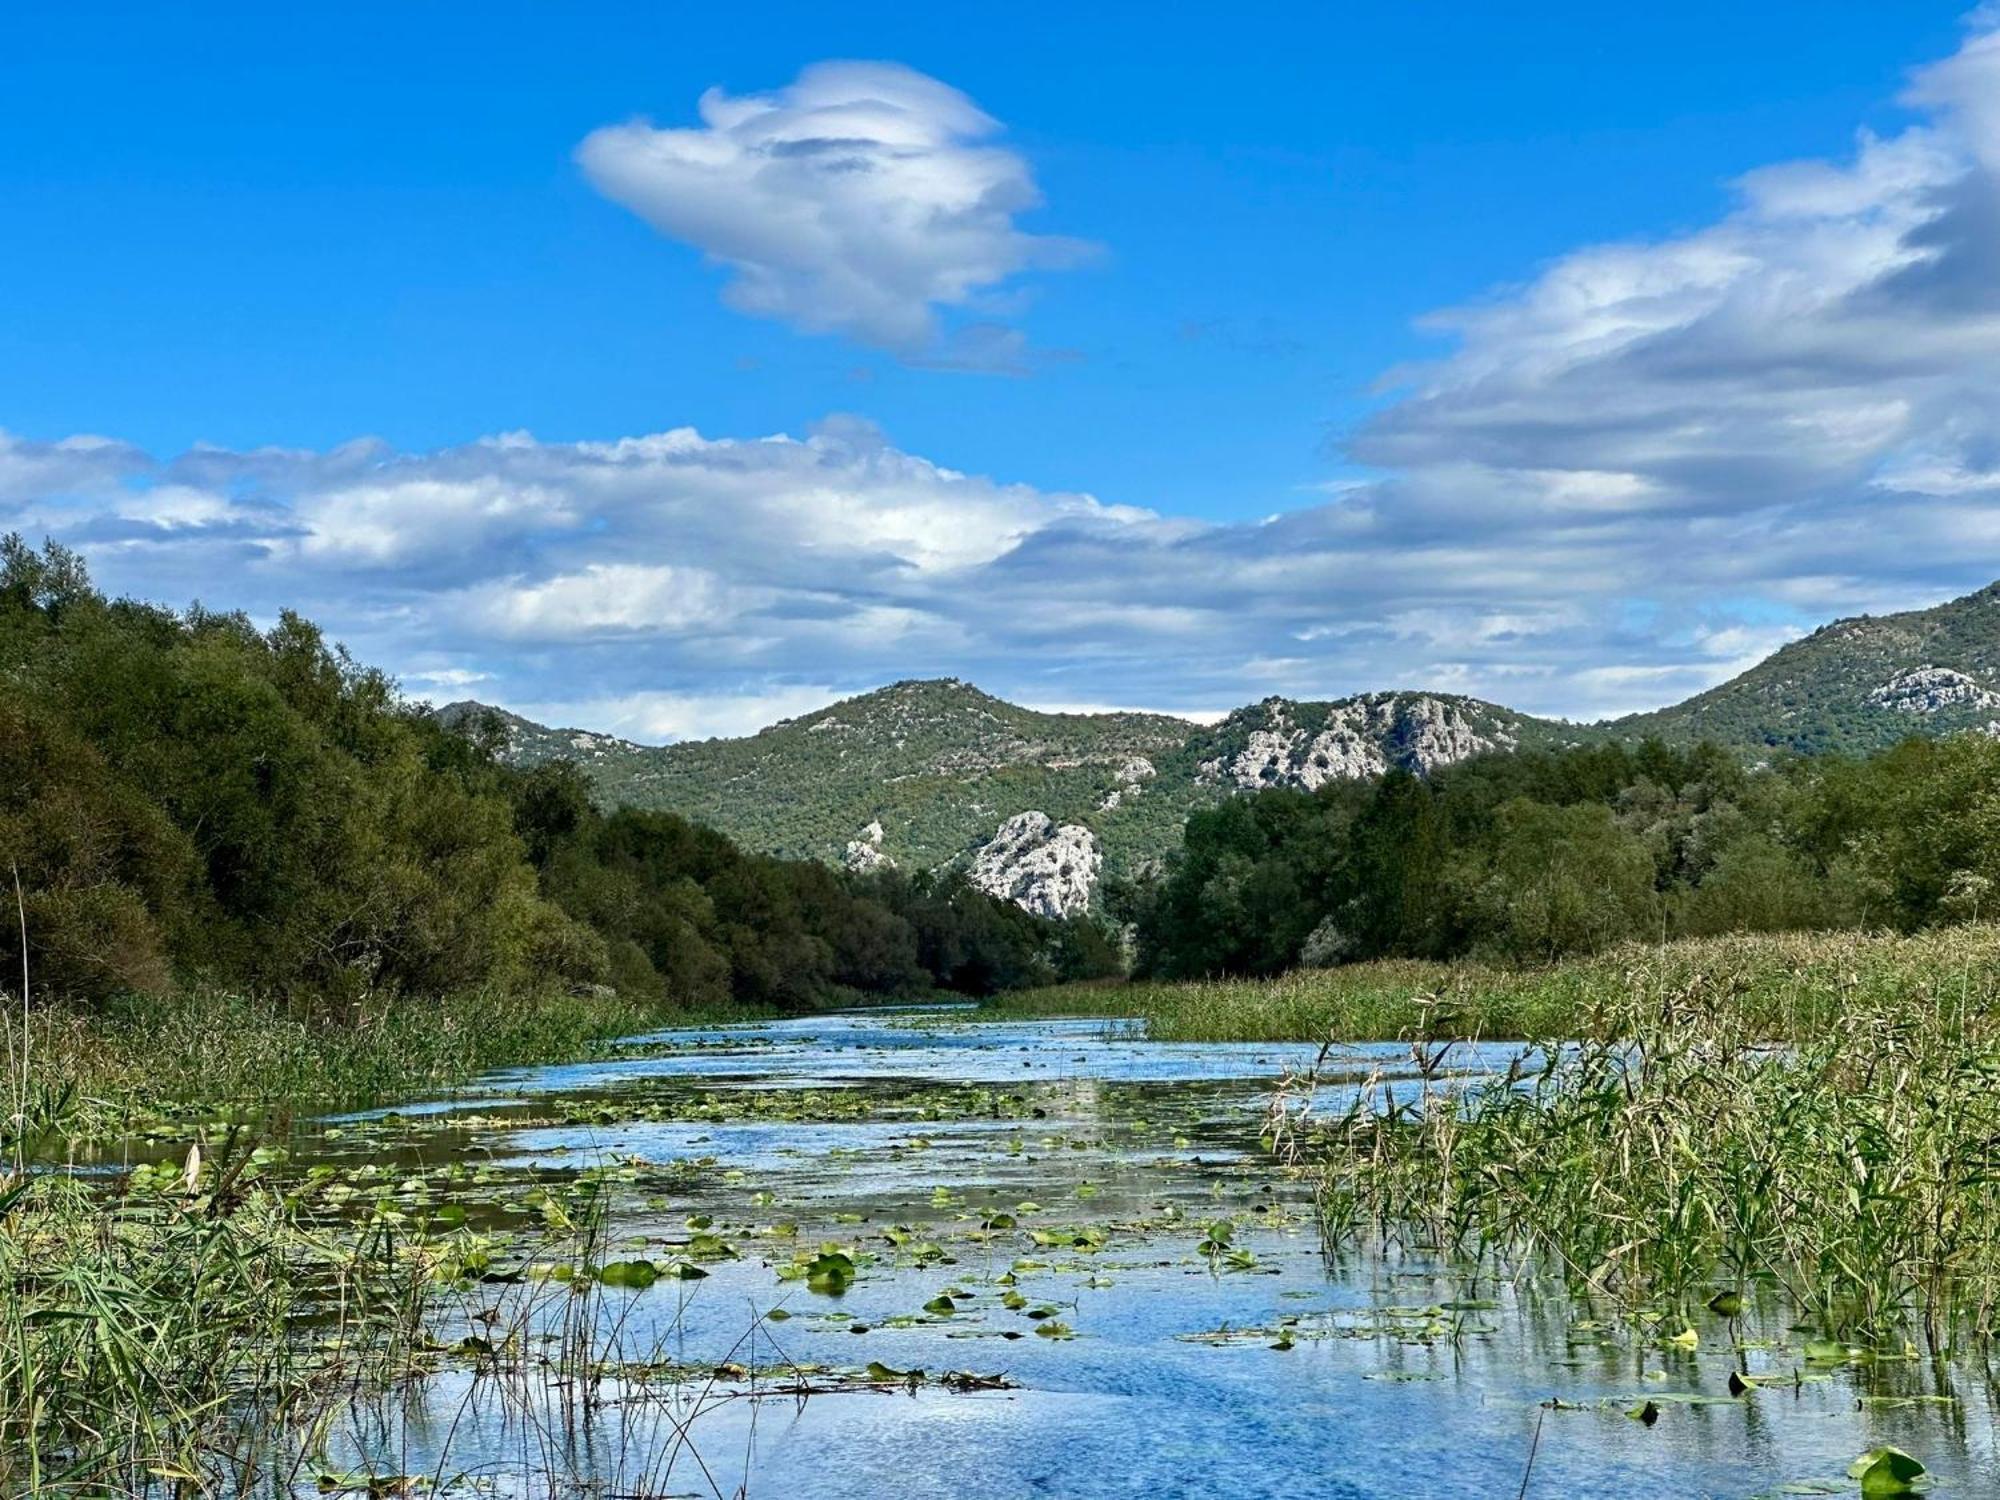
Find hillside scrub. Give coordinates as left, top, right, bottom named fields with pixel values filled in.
left=0, top=536, right=1113, bottom=1034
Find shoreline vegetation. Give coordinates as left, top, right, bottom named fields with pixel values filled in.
left=984, top=924, right=2000, bottom=1042
left=29, top=985, right=666, bottom=1122
left=1277, top=924, right=2000, bottom=1361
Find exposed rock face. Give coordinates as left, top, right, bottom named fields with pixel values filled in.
left=1115, top=756, right=1157, bottom=784
left=968, top=812, right=1099, bottom=919
left=562, top=730, right=639, bottom=760
left=843, top=820, right=894, bottom=873
left=1865, top=666, right=2000, bottom=716
left=1097, top=755, right=1157, bottom=812
left=1199, top=694, right=1517, bottom=790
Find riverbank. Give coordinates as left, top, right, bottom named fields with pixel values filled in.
left=983, top=925, right=2000, bottom=1042
left=25, top=985, right=683, bottom=1123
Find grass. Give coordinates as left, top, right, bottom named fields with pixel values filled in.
left=0, top=978, right=766, bottom=1493
left=24, top=984, right=771, bottom=1130
left=987, top=925, right=2000, bottom=1043
left=1269, top=925, right=2000, bottom=1355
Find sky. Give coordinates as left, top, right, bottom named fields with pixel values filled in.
left=4, top=2, right=1999, bottom=738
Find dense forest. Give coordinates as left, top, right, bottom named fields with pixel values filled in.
left=0, top=537, right=1117, bottom=1014
left=1119, top=733, right=2000, bottom=978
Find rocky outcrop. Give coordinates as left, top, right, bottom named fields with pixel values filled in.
left=843, top=820, right=894, bottom=873
left=1097, top=755, right=1157, bottom=812
left=1865, top=666, right=2000, bottom=716
left=1198, top=694, right=1517, bottom=790
left=968, top=812, right=1099, bottom=919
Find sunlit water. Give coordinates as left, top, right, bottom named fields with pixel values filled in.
left=277, top=1011, right=2000, bottom=1498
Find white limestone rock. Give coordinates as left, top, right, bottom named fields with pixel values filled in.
left=1097, top=754, right=1158, bottom=812
left=1865, top=666, right=2000, bottom=716
left=1115, top=756, right=1157, bottom=783
left=969, top=811, right=1099, bottom=919
left=843, top=820, right=894, bottom=873
left=1199, top=695, right=1514, bottom=790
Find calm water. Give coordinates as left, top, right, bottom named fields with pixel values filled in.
left=291, top=1011, right=2000, bottom=1498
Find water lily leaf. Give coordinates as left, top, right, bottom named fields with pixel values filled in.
left=596, top=1260, right=660, bottom=1290
left=804, top=1252, right=856, bottom=1295
left=1846, top=1447, right=1928, bottom=1496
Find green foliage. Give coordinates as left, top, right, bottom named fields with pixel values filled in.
left=0, top=538, right=1083, bottom=1017
left=1128, top=734, right=2000, bottom=977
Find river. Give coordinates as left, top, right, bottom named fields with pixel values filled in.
left=285, top=1009, right=2000, bottom=1498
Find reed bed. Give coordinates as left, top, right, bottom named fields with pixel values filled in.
left=1277, top=927, right=2000, bottom=1355
left=992, top=925, right=2000, bottom=1043
left=0, top=979, right=760, bottom=1494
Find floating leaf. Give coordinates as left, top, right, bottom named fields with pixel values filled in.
left=804, top=1252, right=856, bottom=1295
left=1846, top=1447, right=1928, bottom=1496
left=596, top=1260, right=660, bottom=1290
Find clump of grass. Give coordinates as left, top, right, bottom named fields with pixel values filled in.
left=1283, top=928, right=2000, bottom=1355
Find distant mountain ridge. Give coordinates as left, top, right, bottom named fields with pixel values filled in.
left=441, top=580, right=2000, bottom=914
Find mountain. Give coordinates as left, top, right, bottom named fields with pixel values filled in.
left=1616, top=582, right=2000, bottom=755
left=442, top=579, right=2000, bottom=914
left=439, top=700, right=644, bottom=768
left=439, top=681, right=1558, bottom=913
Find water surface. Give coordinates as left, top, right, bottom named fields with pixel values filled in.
left=301, top=1011, right=2000, bottom=1498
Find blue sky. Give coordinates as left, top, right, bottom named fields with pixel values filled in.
left=4, top=3, right=1999, bottom=736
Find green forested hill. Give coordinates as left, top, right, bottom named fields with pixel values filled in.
left=452, top=679, right=1201, bottom=878
left=1618, top=583, right=2000, bottom=755
left=451, top=580, right=2000, bottom=893
left=445, top=682, right=1571, bottom=884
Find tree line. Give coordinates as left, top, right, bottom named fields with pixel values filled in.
left=0, top=537, right=1116, bottom=1012
left=1118, top=732, right=2000, bottom=978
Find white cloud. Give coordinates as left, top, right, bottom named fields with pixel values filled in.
left=523, top=684, right=856, bottom=744
left=406, top=667, right=492, bottom=690
left=462, top=563, right=752, bottom=640
left=578, top=61, right=1094, bottom=362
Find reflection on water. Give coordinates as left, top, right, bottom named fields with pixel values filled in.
left=296, top=1010, right=2000, bottom=1498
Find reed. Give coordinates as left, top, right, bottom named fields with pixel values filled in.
left=991, top=925, right=2000, bottom=1043
left=1278, top=927, right=2000, bottom=1354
